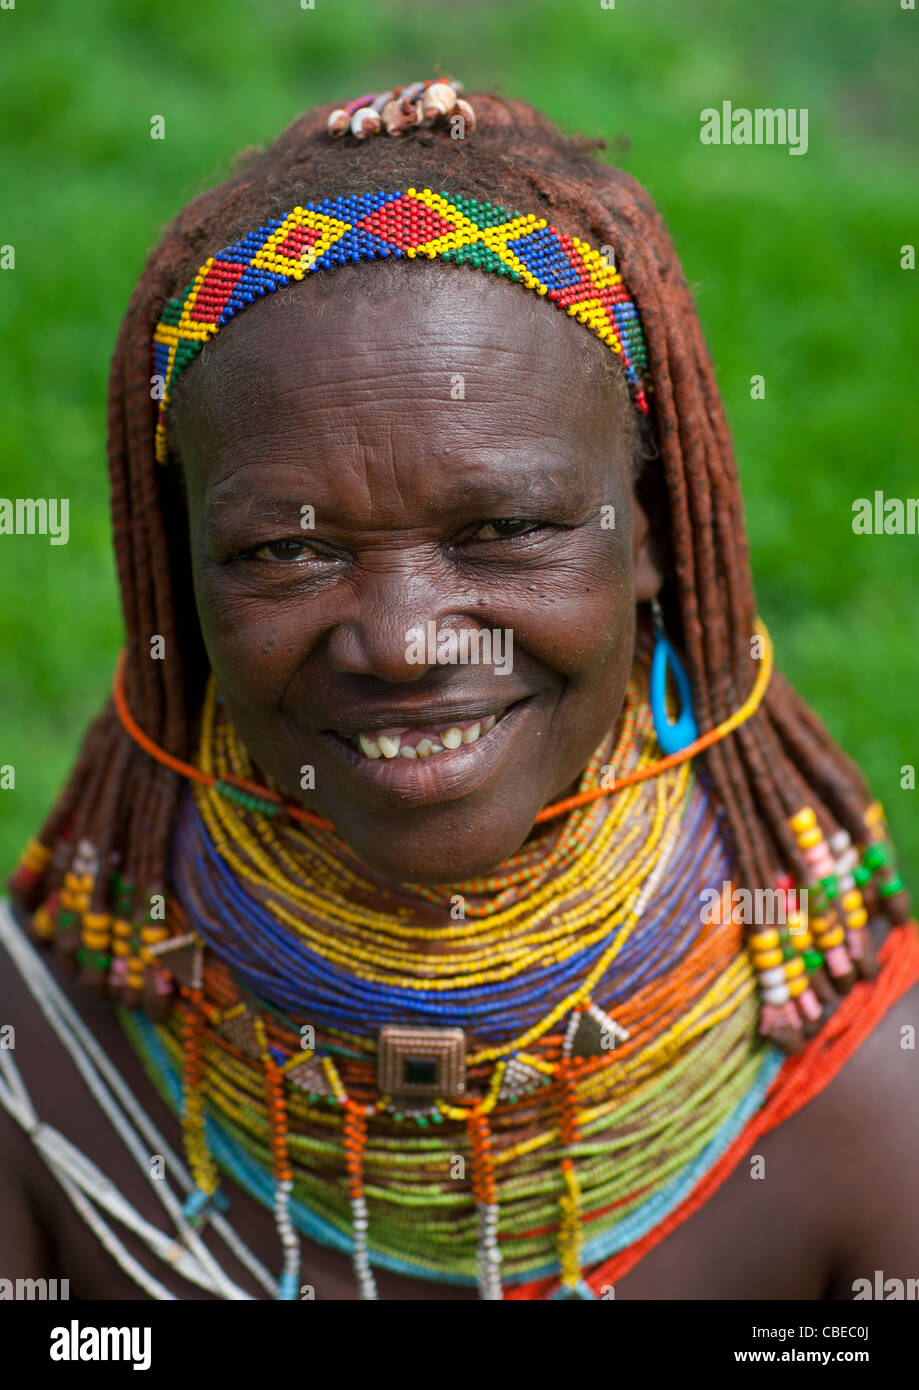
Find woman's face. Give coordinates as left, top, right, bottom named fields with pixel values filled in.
left=172, top=265, right=660, bottom=884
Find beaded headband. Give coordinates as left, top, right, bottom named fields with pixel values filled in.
left=152, top=187, right=651, bottom=463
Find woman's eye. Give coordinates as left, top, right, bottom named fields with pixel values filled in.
left=472, top=519, right=539, bottom=541
left=249, top=538, right=314, bottom=562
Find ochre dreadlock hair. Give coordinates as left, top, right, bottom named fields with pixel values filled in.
left=9, top=91, right=910, bottom=1039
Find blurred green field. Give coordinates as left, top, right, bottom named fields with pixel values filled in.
left=1, top=0, right=917, bottom=875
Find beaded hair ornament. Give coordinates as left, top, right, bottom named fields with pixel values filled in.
left=152, top=186, right=651, bottom=462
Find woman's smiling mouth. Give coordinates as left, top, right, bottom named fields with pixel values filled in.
left=344, top=711, right=501, bottom=760
left=318, top=697, right=535, bottom=804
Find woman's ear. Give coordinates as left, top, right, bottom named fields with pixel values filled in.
left=632, top=492, right=665, bottom=602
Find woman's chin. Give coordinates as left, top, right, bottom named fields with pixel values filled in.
left=338, top=823, right=536, bottom=887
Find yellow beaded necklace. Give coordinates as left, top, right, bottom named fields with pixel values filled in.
left=185, top=668, right=692, bottom=1066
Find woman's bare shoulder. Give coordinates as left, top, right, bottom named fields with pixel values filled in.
left=789, top=975, right=919, bottom=1297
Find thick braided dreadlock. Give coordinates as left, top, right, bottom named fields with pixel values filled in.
left=9, top=91, right=910, bottom=1044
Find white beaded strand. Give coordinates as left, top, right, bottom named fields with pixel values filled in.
left=0, top=899, right=275, bottom=1298
left=350, top=1193, right=378, bottom=1300
left=273, top=1178, right=302, bottom=1299
left=475, top=1200, right=503, bottom=1300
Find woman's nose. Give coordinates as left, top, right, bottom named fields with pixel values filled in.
left=323, top=561, right=484, bottom=684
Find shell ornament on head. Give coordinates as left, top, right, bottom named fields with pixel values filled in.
left=326, top=77, right=476, bottom=139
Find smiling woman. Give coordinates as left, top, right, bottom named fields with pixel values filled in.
left=2, top=84, right=919, bottom=1304
left=169, top=263, right=648, bottom=882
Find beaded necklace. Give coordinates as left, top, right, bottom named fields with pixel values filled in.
left=110, top=658, right=796, bottom=1299
left=6, top=895, right=917, bottom=1302
left=12, top=643, right=917, bottom=1298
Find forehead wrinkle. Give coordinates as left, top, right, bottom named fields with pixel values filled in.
left=196, top=348, right=595, bottom=437
left=194, top=391, right=602, bottom=497
left=203, top=445, right=598, bottom=535
left=210, top=354, right=601, bottom=434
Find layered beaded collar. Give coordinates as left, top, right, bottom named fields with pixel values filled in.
left=115, top=662, right=768, bottom=1298
left=151, top=186, right=651, bottom=463
left=15, top=652, right=915, bottom=1298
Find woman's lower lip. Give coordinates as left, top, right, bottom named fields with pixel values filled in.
left=319, top=698, right=534, bottom=807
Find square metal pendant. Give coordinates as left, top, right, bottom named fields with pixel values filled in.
left=377, top=1025, right=466, bottom=1100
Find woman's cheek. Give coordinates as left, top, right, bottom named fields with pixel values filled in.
left=507, top=543, right=632, bottom=675
left=191, top=566, right=303, bottom=702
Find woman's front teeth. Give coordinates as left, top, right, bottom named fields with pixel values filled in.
left=351, top=713, right=500, bottom=761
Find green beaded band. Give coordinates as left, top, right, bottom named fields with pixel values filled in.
left=215, top=780, right=281, bottom=817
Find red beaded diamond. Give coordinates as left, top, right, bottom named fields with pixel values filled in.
left=356, top=196, right=455, bottom=249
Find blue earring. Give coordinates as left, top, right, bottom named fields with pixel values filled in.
left=649, top=597, right=698, bottom=756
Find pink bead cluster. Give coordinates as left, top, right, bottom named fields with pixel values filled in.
left=327, top=78, right=475, bottom=139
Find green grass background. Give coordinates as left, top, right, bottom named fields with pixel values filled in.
left=1, top=0, right=917, bottom=875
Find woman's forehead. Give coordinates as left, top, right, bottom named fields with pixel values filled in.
left=170, top=265, right=634, bottom=486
